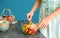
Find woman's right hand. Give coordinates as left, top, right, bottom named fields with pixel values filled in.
left=27, top=12, right=34, bottom=21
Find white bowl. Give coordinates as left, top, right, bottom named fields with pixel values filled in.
left=0, top=21, right=9, bottom=32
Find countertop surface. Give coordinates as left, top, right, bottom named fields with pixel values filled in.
left=0, top=20, right=46, bottom=38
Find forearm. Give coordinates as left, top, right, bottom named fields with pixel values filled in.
left=48, top=7, right=60, bottom=20
left=30, top=0, right=41, bottom=13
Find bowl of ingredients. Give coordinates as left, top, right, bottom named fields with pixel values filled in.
left=22, top=21, right=38, bottom=35
left=0, top=21, right=9, bottom=32
left=2, top=15, right=14, bottom=22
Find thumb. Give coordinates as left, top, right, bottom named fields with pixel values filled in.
left=38, top=21, right=42, bottom=29
left=27, top=14, right=31, bottom=21
left=29, top=15, right=32, bottom=21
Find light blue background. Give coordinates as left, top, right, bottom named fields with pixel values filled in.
left=0, top=0, right=40, bottom=23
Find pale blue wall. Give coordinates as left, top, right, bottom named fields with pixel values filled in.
left=0, top=0, right=40, bottom=23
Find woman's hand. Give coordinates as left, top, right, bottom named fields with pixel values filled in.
left=27, top=12, right=34, bottom=21
left=39, top=16, right=51, bottom=29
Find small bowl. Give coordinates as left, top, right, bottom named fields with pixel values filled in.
left=0, top=21, right=9, bottom=32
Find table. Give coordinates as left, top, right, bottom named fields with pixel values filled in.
left=0, top=20, right=46, bottom=38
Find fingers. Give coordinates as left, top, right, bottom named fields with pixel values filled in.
left=27, top=14, right=30, bottom=21
left=41, top=24, right=46, bottom=29
left=29, top=15, right=32, bottom=21
left=39, top=21, right=47, bottom=29
left=27, top=13, right=32, bottom=21
left=27, top=14, right=31, bottom=21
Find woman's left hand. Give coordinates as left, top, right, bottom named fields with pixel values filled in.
left=39, top=16, right=51, bottom=29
